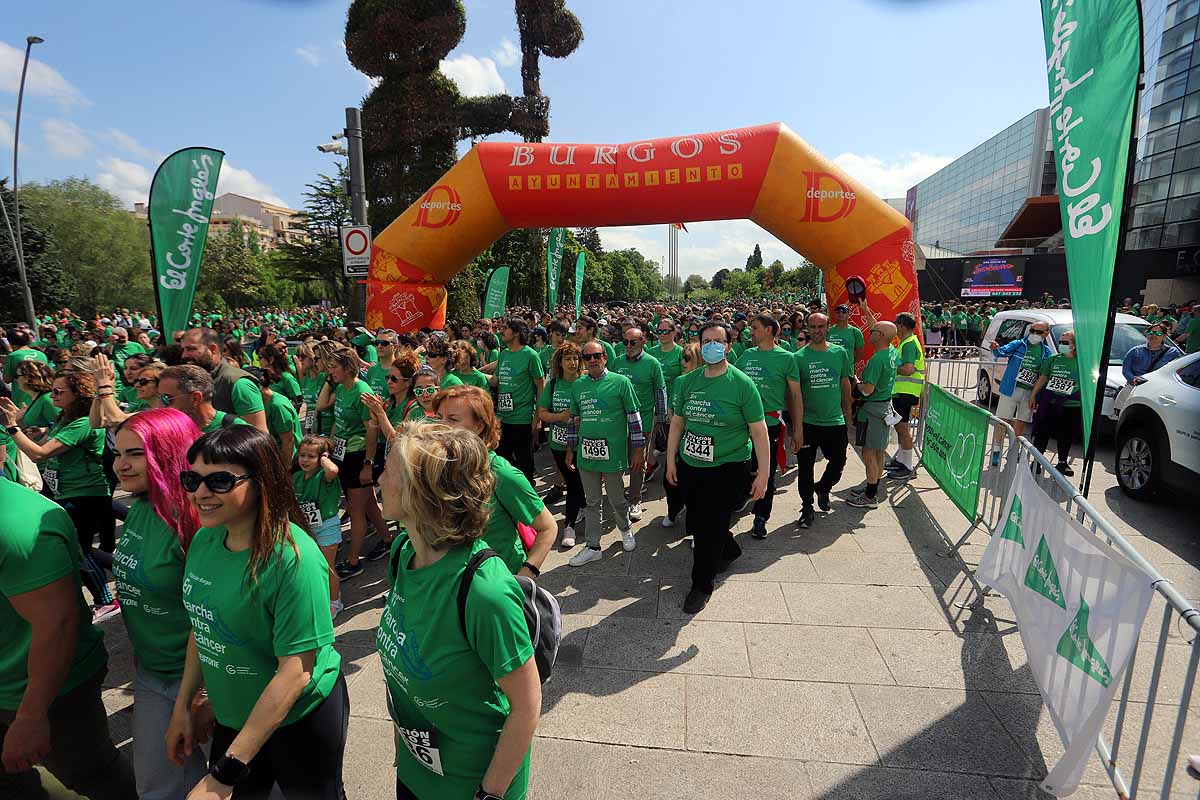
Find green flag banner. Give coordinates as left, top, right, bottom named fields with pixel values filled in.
left=920, top=383, right=989, bottom=521
left=1040, top=0, right=1140, bottom=452
left=547, top=228, right=565, bottom=313
left=574, top=252, right=585, bottom=318
left=148, top=147, right=225, bottom=338
left=482, top=265, right=511, bottom=319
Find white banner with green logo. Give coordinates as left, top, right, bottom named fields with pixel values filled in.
left=977, top=465, right=1153, bottom=796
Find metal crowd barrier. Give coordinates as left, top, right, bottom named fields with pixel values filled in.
left=922, top=343, right=981, bottom=362
left=922, top=356, right=994, bottom=406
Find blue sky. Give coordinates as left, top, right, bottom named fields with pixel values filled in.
left=2, top=0, right=1049, bottom=279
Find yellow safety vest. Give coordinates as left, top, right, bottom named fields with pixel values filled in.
left=894, top=333, right=925, bottom=397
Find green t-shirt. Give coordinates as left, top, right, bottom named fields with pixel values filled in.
left=735, top=345, right=800, bottom=425
left=456, top=369, right=491, bottom=391
left=42, top=417, right=108, bottom=500
left=182, top=523, right=341, bottom=729
left=378, top=537, right=533, bottom=800
left=3, top=348, right=49, bottom=409
left=537, top=376, right=577, bottom=452
left=967, top=313, right=983, bottom=332
left=265, top=392, right=302, bottom=456
left=300, top=373, right=333, bottom=435
left=1040, top=353, right=1082, bottom=407
left=405, top=402, right=430, bottom=423
left=827, top=324, right=864, bottom=357
left=673, top=366, right=765, bottom=468
left=613, top=353, right=665, bottom=422
left=365, top=363, right=390, bottom=400
left=113, top=498, right=190, bottom=680
left=440, top=372, right=464, bottom=390
left=229, top=377, right=265, bottom=417
left=271, top=371, right=302, bottom=406
left=333, top=379, right=374, bottom=454
left=794, top=344, right=852, bottom=426
left=570, top=371, right=640, bottom=473
left=495, top=346, right=544, bottom=425
left=21, top=392, right=58, bottom=429
left=539, top=344, right=554, bottom=375
left=292, top=469, right=342, bottom=527
left=0, top=481, right=107, bottom=711
left=646, top=342, right=684, bottom=407
left=861, top=346, right=898, bottom=404
left=485, top=452, right=544, bottom=573
left=1015, top=345, right=1049, bottom=390
left=111, top=341, right=147, bottom=372
left=202, top=410, right=251, bottom=434
left=776, top=337, right=796, bottom=353
left=952, top=313, right=968, bottom=329
left=1186, top=317, right=1200, bottom=354
left=0, top=430, right=18, bottom=483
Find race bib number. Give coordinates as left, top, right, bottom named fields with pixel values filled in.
left=497, top=392, right=514, bottom=412
left=299, top=501, right=321, bottom=526
left=1016, top=368, right=1039, bottom=387
left=580, top=437, right=609, bottom=461
left=42, top=469, right=59, bottom=495
left=551, top=425, right=567, bottom=446
left=394, top=724, right=444, bottom=776
left=304, top=410, right=316, bottom=433
left=331, top=437, right=347, bottom=460
left=683, top=431, right=714, bottom=463
left=1047, top=376, right=1075, bottom=395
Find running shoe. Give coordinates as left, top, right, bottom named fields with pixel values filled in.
left=620, top=529, right=637, bottom=552
left=683, top=588, right=710, bottom=614
left=568, top=547, right=603, bottom=567
left=1057, top=462, right=1075, bottom=477
left=751, top=515, right=768, bottom=539
left=335, top=560, right=365, bottom=579
left=886, top=466, right=916, bottom=482
left=798, top=508, right=815, bottom=529
left=330, top=598, right=345, bottom=619
left=661, top=514, right=677, bottom=528
left=628, top=502, right=644, bottom=521
left=560, top=525, right=576, bottom=548
left=884, top=457, right=902, bottom=471
left=847, top=493, right=881, bottom=508
left=92, top=601, right=122, bottom=624
left=545, top=485, right=565, bottom=504
left=816, top=489, right=832, bottom=512
left=365, top=539, right=392, bottom=561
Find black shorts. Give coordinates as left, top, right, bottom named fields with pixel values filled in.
left=336, top=449, right=374, bottom=491
left=892, top=393, right=919, bottom=420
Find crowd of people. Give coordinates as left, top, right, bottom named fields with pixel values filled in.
left=1, top=285, right=1178, bottom=799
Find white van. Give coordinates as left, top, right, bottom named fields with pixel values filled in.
left=977, top=309, right=1156, bottom=421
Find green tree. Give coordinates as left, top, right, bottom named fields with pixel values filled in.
left=573, top=226, right=603, bottom=257
left=778, top=257, right=821, bottom=295
left=684, top=273, right=709, bottom=291
left=197, top=218, right=268, bottom=308
left=745, top=243, right=763, bottom=270
left=764, top=259, right=785, bottom=288
left=276, top=167, right=354, bottom=306
left=711, top=268, right=731, bottom=290
left=0, top=179, right=69, bottom=321
left=722, top=268, right=759, bottom=297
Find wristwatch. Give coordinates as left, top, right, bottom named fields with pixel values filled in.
left=210, top=754, right=251, bottom=786
left=475, top=789, right=504, bottom=800
left=5, top=425, right=19, bottom=435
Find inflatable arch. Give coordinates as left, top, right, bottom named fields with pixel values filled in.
left=366, top=122, right=919, bottom=357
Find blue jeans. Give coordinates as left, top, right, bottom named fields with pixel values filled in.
left=133, top=665, right=208, bottom=800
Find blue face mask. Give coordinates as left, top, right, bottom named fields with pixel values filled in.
left=701, top=341, right=727, bottom=364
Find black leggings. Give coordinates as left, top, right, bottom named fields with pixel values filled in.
left=60, top=495, right=115, bottom=606
left=680, top=459, right=748, bottom=594
left=497, top=422, right=535, bottom=482
left=796, top=423, right=849, bottom=510
left=210, top=673, right=349, bottom=800
left=550, top=448, right=585, bottom=527
left=1033, top=402, right=1082, bottom=464
left=751, top=424, right=783, bottom=521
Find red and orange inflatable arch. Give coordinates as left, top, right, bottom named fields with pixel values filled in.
left=366, top=122, right=919, bottom=350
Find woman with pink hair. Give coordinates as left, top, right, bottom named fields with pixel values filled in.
left=111, top=407, right=208, bottom=799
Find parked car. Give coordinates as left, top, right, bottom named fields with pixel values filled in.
left=977, top=310, right=1161, bottom=421
left=1114, top=351, right=1200, bottom=499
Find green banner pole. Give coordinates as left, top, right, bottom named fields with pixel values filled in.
left=574, top=252, right=585, bottom=318
left=147, top=147, right=225, bottom=339
left=547, top=228, right=564, bottom=314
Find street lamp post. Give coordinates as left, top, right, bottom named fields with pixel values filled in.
left=8, top=35, right=43, bottom=329
left=317, top=109, right=369, bottom=322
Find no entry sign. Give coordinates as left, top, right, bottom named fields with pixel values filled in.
left=340, top=224, right=371, bottom=277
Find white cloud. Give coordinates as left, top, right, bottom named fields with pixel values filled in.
left=601, top=219, right=798, bottom=281
left=42, top=118, right=91, bottom=158
left=832, top=151, right=953, bottom=199
left=439, top=54, right=505, bottom=97
left=96, top=156, right=153, bottom=207
left=493, top=38, right=520, bottom=68
left=103, top=128, right=161, bottom=163
left=0, top=118, right=12, bottom=150
left=295, top=46, right=321, bottom=67
left=0, top=41, right=89, bottom=109
left=215, top=161, right=289, bottom=208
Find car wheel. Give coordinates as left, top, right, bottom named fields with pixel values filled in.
left=976, top=371, right=992, bottom=406
left=1116, top=425, right=1161, bottom=500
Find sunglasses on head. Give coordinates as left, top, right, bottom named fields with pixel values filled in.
left=180, top=470, right=251, bottom=494
left=413, top=385, right=440, bottom=397
left=134, top=377, right=158, bottom=387
left=581, top=352, right=605, bottom=361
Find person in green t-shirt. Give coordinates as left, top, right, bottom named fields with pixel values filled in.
left=485, top=319, right=545, bottom=482
left=666, top=321, right=769, bottom=615
left=375, top=423, right=539, bottom=800
left=1030, top=330, right=1083, bottom=475
left=14, top=360, right=58, bottom=436
left=405, top=367, right=443, bottom=422
left=2, top=328, right=50, bottom=409
left=850, top=322, right=899, bottom=509
left=166, top=426, right=345, bottom=798
left=257, top=369, right=301, bottom=466
left=293, top=434, right=344, bottom=617
left=646, top=318, right=685, bottom=413
left=0, top=479, right=135, bottom=798
left=1181, top=312, right=1200, bottom=354
left=537, top=343, right=583, bottom=546
left=110, top=408, right=209, bottom=796
left=451, top=340, right=492, bottom=390
left=793, top=313, right=853, bottom=527
left=828, top=304, right=866, bottom=365
left=364, top=330, right=397, bottom=399
left=257, top=342, right=301, bottom=409
left=423, top=338, right=465, bottom=392
left=613, top=327, right=667, bottom=522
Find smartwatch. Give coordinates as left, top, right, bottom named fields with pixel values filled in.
left=210, top=754, right=251, bottom=786
left=475, top=790, right=504, bottom=800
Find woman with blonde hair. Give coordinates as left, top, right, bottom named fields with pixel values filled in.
left=376, top=423, right=540, bottom=800
left=295, top=341, right=331, bottom=436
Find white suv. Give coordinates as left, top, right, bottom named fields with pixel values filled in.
left=1114, top=351, right=1200, bottom=500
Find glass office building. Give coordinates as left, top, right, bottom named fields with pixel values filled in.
left=907, top=109, right=1052, bottom=254
left=1126, top=0, right=1200, bottom=251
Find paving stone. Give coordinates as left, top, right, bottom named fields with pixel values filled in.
left=686, top=674, right=877, bottom=764
left=808, top=551, right=947, bottom=588
left=583, top=616, right=750, bottom=676
left=335, top=644, right=379, bottom=688
left=347, top=656, right=391, bottom=722
left=332, top=593, right=386, bottom=651
left=851, top=524, right=947, bottom=553
left=537, top=665, right=687, bottom=748
left=541, top=540, right=634, bottom=576
left=807, top=762, right=1000, bottom=799
left=745, top=623, right=894, bottom=685
left=625, top=538, right=695, bottom=578
left=556, top=613, right=596, bottom=667
left=603, top=743, right=814, bottom=799
left=738, top=524, right=867, bottom=554
left=851, top=684, right=1033, bottom=777
left=537, top=573, right=662, bottom=619
left=781, top=583, right=951, bottom=630
left=657, top=580, right=791, bottom=623
left=868, top=629, right=1038, bottom=694
left=527, top=737, right=612, bottom=799
left=101, top=687, right=135, bottom=751
left=341, top=716, right=397, bottom=800
left=723, top=549, right=821, bottom=583
left=1099, top=699, right=1200, bottom=796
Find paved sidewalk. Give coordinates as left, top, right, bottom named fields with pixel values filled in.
left=70, top=443, right=1200, bottom=799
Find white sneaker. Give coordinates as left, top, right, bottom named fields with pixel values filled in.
left=569, top=547, right=603, bottom=567
left=560, top=525, right=576, bottom=548
left=661, top=514, right=676, bottom=528
left=628, top=502, right=644, bottom=521
left=621, top=529, right=637, bottom=552
left=330, top=598, right=345, bottom=619
left=689, top=536, right=695, bottom=549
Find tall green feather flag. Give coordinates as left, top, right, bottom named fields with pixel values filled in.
left=547, top=228, right=565, bottom=313
left=1040, top=0, right=1140, bottom=452
left=482, top=265, right=511, bottom=319
left=574, top=252, right=585, bottom=318
left=148, top=147, right=225, bottom=338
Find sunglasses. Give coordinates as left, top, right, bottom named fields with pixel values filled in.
left=581, top=352, right=605, bottom=361
left=180, top=470, right=251, bottom=494
left=1147, top=330, right=1166, bottom=336
left=623, top=338, right=643, bottom=345
left=386, top=374, right=403, bottom=383
left=375, top=340, right=393, bottom=346
left=134, top=377, right=158, bottom=387
left=412, top=385, right=440, bottom=397
left=50, top=388, right=68, bottom=396
left=656, top=329, right=672, bottom=335
left=159, top=393, right=185, bottom=405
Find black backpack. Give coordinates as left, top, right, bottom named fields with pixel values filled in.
left=458, top=548, right=561, bottom=684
